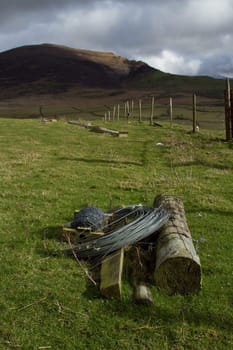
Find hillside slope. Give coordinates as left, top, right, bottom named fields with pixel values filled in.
left=0, top=43, right=226, bottom=99
left=0, top=43, right=154, bottom=95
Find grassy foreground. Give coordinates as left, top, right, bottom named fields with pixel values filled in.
left=0, top=117, right=232, bottom=350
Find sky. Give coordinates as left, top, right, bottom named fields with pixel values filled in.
left=1, top=0, right=233, bottom=77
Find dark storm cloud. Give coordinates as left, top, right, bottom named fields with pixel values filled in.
left=0, top=0, right=233, bottom=76
left=198, top=55, right=233, bottom=78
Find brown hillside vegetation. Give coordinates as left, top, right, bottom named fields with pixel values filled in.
left=0, top=43, right=154, bottom=97
left=0, top=43, right=228, bottom=123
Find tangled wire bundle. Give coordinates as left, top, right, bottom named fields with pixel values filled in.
left=67, top=205, right=169, bottom=259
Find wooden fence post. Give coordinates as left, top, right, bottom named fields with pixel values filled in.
left=113, top=106, right=116, bottom=121
left=224, top=78, right=231, bottom=141
left=139, top=99, right=142, bottom=122
left=124, top=102, right=127, bottom=119
left=150, top=96, right=154, bottom=125
left=230, top=90, right=233, bottom=138
left=117, top=104, right=120, bottom=120
left=126, top=101, right=130, bottom=123
left=131, top=100, right=134, bottom=118
left=169, top=97, right=173, bottom=128
left=192, top=94, right=197, bottom=133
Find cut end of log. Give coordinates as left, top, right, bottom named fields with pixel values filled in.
left=154, top=257, right=202, bottom=295
left=118, top=131, right=128, bottom=137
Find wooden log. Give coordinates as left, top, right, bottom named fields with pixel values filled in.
left=118, top=131, right=128, bottom=137
left=89, top=125, right=119, bottom=136
left=100, top=249, right=124, bottom=299
left=153, top=195, right=201, bottom=295
left=68, top=120, right=91, bottom=128
left=68, top=121, right=126, bottom=136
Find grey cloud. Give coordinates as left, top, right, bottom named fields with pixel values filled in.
left=198, top=55, right=233, bottom=77
left=0, top=0, right=233, bottom=76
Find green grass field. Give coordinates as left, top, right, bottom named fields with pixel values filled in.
left=0, top=117, right=233, bottom=350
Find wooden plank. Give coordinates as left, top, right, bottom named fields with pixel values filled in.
left=100, top=249, right=124, bottom=299
left=63, top=227, right=104, bottom=244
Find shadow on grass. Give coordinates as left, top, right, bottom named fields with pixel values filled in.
left=172, top=159, right=233, bottom=171
left=41, top=225, right=63, bottom=240
left=189, top=208, right=233, bottom=217
left=93, top=292, right=233, bottom=334
left=58, top=156, right=142, bottom=166
left=36, top=225, right=102, bottom=290
left=35, top=226, right=233, bottom=335
left=35, top=225, right=68, bottom=257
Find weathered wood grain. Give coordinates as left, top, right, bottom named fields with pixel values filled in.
left=100, top=249, right=124, bottom=299
left=153, top=195, right=201, bottom=295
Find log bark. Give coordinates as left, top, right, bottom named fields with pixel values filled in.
left=153, top=195, right=201, bottom=295
left=68, top=120, right=128, bottom=137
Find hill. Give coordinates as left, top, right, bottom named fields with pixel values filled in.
left=0, top=43, right=155, bottom=97
left=0, top=43, right=226, bottom=101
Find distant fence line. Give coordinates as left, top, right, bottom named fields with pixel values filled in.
left=104, top=94, right=199, bottom=132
